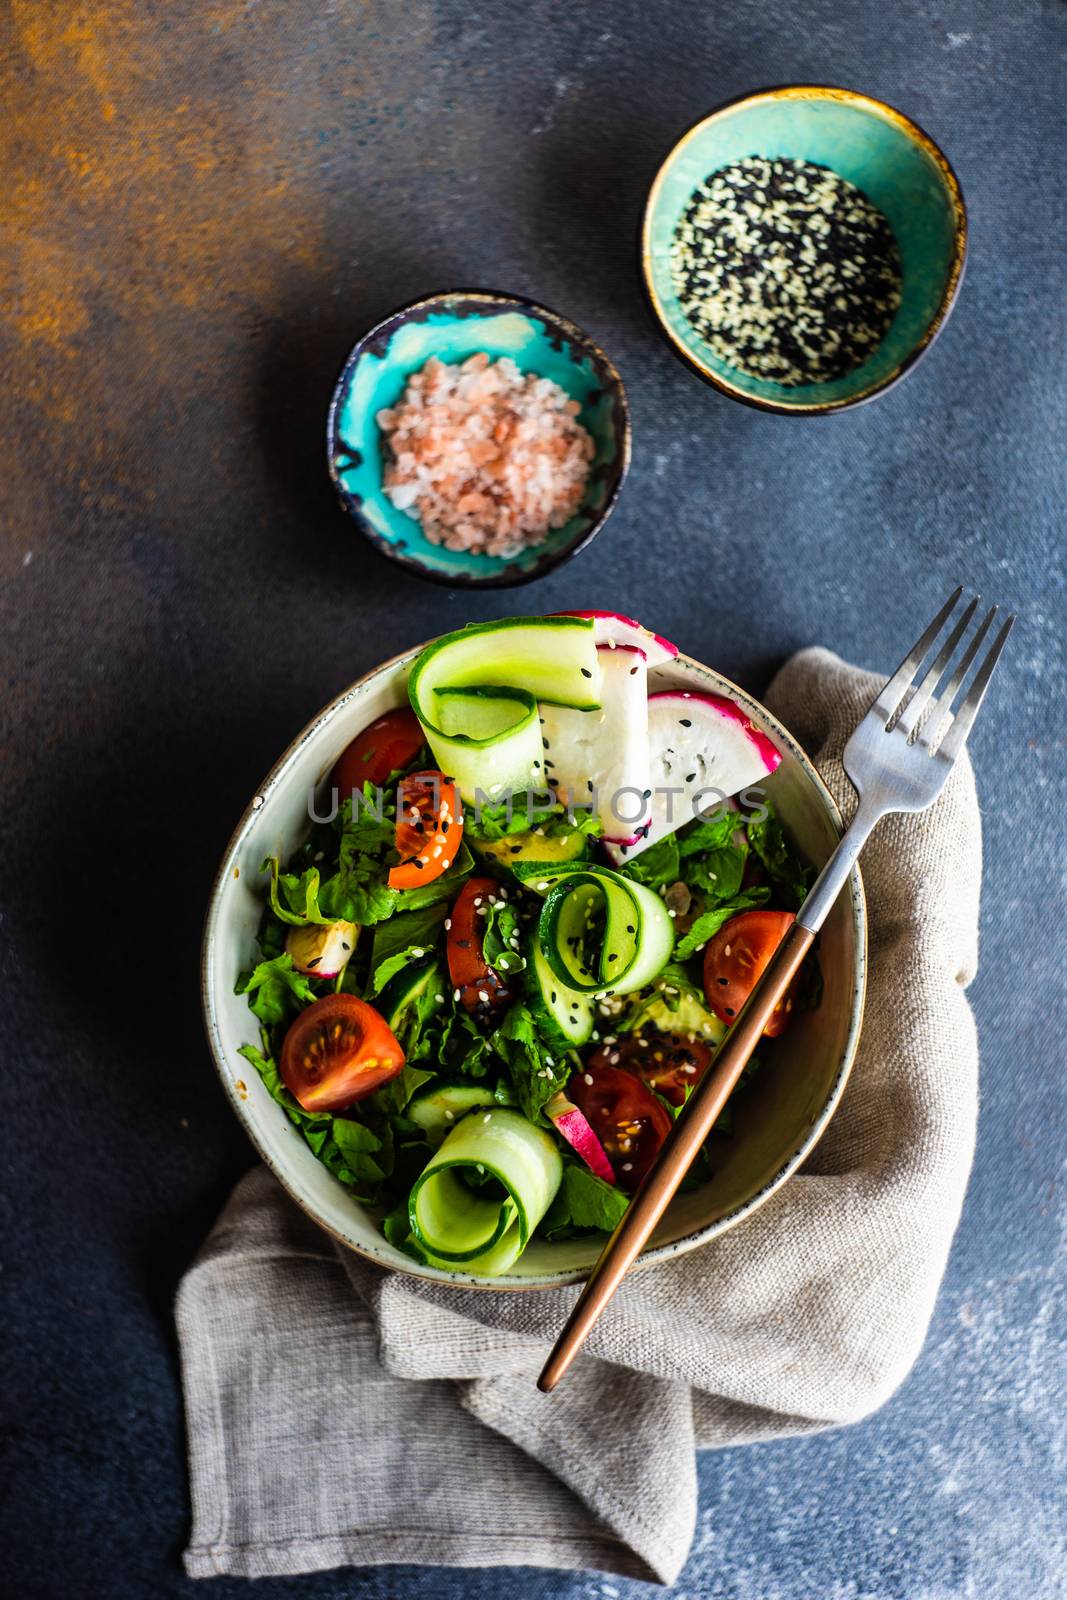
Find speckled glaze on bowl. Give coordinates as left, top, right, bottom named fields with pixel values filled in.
left=201, top=641, right=867, bottom=1292
left=327, top=291, right=631, bottom=587
left=642, top=85, right=967, bottom=414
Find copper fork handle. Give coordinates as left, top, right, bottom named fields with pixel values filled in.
left=537, top=920, right=815, bottom=1393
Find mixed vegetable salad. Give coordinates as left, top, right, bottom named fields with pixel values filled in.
left=236, top=612, right=819, bottom=1275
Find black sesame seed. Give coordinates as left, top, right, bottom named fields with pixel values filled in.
left=669, top=155, right=901, bottom=387
left=580, top=668, right=592, bottom=678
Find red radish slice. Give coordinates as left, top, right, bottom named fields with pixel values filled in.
left=539, top=644, right=650, bottom=844
left=544, top=1091, right=617, bottom=1184
left=604, top=690, right=781, bottom=865
left=285, top=919, right=360, bottom=979
left=552, top=610, right=679, bottom=667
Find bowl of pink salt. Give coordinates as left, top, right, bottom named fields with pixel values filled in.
left=327, top=290, right=631, bottom=588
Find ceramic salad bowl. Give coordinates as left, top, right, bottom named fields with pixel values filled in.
left=201, top=639, right=867, bottom=1290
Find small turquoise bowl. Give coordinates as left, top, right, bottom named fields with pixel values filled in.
left=642, top=85, right=967, bottom=414
left=327, top=290, right=631, bottom=586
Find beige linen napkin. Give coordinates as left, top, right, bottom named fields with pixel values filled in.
left=178, top=648, right=982, bottom=1585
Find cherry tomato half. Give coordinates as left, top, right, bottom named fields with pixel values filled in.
left=280, top=994, right=405, bottom=1112
left=588, top=1033, right=714, bottom=1108
left=331, top=708, right=425, bottom=795
left=569, top=1063, right=673, bottom=1192
left=702, top=909, right=797, bottom=1038
left=447, top=876, right=515, bottom=1016
left=388, top=770, right=463, bottom=890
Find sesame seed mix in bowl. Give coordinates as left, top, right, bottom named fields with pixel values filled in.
left=377, top=353, right=595, bottom=558
left=670, top=155, right=903, bottom=386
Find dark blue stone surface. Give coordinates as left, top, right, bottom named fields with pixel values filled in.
left=1, top=3, right=1063, bottom=1596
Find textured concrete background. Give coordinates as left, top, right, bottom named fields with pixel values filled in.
left=1, top=3, right=1064, bottom=1597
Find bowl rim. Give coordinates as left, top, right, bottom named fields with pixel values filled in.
left=201, top=642, right=868, bottom=1291
left=325, top=287, right=632, bottom=589
left=640, top=82, right=969, bottom=416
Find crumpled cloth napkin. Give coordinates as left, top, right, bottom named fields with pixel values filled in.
left=178, top=648, right=982, bottom=1585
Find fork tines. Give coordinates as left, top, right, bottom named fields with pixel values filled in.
left=875, top=585, right=1016, bottom=758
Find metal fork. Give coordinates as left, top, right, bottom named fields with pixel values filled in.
left=538, top=587, right=1015, bottom=1393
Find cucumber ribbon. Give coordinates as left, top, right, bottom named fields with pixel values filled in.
left=533, top=863, right=674, bottom=998
left=407, top=618, right=602, bottom=802
left=409, top=1107, right=563, bottom=1275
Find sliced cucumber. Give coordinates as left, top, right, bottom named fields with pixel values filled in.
left=639, top=988, right=726, bottom=1045
left=617, top=966, right=728, bottom=1044
left=383, top=960, right=446, bottom=1033
left=526, top=933, right=594, bottom=1048
left=408, top=1082, right=498, bottom=1145
left=380, top=960, right=448, bottom=1065
left=536, top=864, right=674, bottom=998
left=408, top=1107, right=563, bottom=1271
left=407, top=619, right=601, bottom=802
left=471, top=825, right=592, bottom=872
left=510, top=860, right=589, bottom=893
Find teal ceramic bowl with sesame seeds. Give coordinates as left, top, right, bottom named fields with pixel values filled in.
left=326, top=290, right=631, bottom=587
left=642, top=85, right=967, bottom=415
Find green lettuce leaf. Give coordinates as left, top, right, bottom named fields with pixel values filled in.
left=263, top=857, right=333, bottom=926
left=482, top=897, right=526, bottom=978
left=369, top=903, right=448, bottom=994
left=470, top=794, right=602, bottom=843
left=684, top=841, right=747, bottom=902
left=541, top=1165, right=629, bottom=1240
left=315, top=787, right=400, bottom=926
left=672, top=887, right=772, bottom=961
left=234, top=953, right=318, bottom=1025
left=746, top=811, right=815, bottom=910
left=676, top=811, right=738, bottom=855
left=490, top=1003, right=569, bottom=1120
left=618, top=833, right=679, bottom=890
left=332, top=1116, right=392, bottom=1186
left=237, top=1041, right=393, bottom=1198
